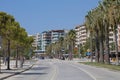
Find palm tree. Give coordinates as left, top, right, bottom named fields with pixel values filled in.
left=63, top=36, right=69, bottom=56
left=97, top=4, right=106, bottom=63
left=67, top=29, right=76, bottom=60
left=46, top=44, right=53, bottom=57
left=108, top=0, right=120, bottom=65
left=58, top=37, right=64, bottom=58
left=85, top=8, right=105, bottom=63
left=85, top=11, right=95, bottom=62
left=85, top=0, right=120, bottom=64
left=53, top=42, right=61, bottom=58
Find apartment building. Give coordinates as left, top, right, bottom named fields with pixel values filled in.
left=75, top=25, right=87, bottom=47
left=109, top=28, right=114, bottom=44
left=31, top=29, right=66, bottom=53
left=51, top=30, right=65, bottom=43
left=41, top=31, right=51, bottom=51
left=37, top=29, right=66, bottom=52
left=29, top=33, right=41, bottom=50
left=117, top=25, right=120, bottom=50
left=107, top=25, right=120, bottom=51
left=75, top=24, right=120, bottom=51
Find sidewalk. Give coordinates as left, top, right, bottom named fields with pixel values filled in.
left=0, top=60, right=36, bottom=80
left=72, top=58, right=92, bottom=62
left=72, top=58, right=119, bottom=64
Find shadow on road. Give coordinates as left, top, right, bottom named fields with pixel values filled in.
left=30, top=67, right=49, bottom=71
left=20, top=72, right=47, bottom=75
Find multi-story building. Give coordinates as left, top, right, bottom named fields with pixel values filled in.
left=36, top=33, right=41, bottom=50
left=40, top=29, right=67, bottom=52
left=30, top=35, right=37, bottom=49
left=41, top=31, right=51, bottom=51
left=51, top=30, right=65, bottom=43
left=118, top=25, right=120, bottom=50
left=29, top=33, right=41, bottom=50
left=106, top=25, right=120, bottom=51
left=75, top=24, right=120, bottom=52
left=109, top=28, right=114, bottom=44
left=75, top=26, right=80, bottom=46
left=31, top=29, right=66, bottom=53
left=75, top=25, right=87, bottom=47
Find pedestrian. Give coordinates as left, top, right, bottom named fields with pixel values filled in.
left=5, top=57, right=9, bottom=65
left=86, top=52, right=91, bottom=59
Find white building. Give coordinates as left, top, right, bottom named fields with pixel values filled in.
left=75, top=24, right=120, bottom=51
left=116, top=25, right=120, bottom=50
left=29, top=33, right=41, bottom=50
left=75, top=25, right=87, bottom=47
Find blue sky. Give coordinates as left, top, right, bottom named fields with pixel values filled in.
left=0, top=0, right=100, bottom=35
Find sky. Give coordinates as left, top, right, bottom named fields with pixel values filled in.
left=0, top=0, right=100, bottom=35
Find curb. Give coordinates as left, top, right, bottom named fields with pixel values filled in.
left=0, top=64, right=34, bottom=80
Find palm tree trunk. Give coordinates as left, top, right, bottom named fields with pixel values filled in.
left=95, top=31, right=99, bottom=62
left=72, top=41, right=74, bottom=60
left=90, top=32, right=93, bottom=62
left=69, top=44, right=73, bottom=60
left=105, top=25, right=110, bottom=64
left=114, top=27, right=119, bottom=65
left=99, top=37, right=104, bottom=63
left=95, top=30, right=99, bottom=62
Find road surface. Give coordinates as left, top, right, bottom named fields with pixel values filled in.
left=4, top=59, right=120, bottom=80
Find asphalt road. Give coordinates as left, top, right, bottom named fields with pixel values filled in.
left=4, top=59, right=120, bottom=80
left=55, top=61, right=94, bottom=80
left=4, top=59, right=55, bottom=80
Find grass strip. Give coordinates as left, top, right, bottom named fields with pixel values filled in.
left=80, top=62, right=120, bottom=71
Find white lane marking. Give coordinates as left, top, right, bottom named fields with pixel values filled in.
left=70, top=64, right=97, bottom=80
left=50, top=65, right=58, bottom=80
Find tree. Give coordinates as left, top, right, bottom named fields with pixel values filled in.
left=0, top=13, right=16, bottom=70
left=67, top=29, right=76, bottom=60
left=46, top=44, right=53, bottom=57
left=0, top=11, right=33, bottom=69
left=106, top=0, right=120, bottom=65
left=85, top=9, right=103, bottom=63
left=85, top=0, right=120, bottom=64
left=85, top=1, right=111, bottom=64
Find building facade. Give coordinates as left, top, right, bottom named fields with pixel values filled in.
left=117, top=25, right=120, bottom=50
left=31, top=30, right=66, bottom=53
left=29, top=33, right=41, bottom=50
left=75, top=24, right=120, bottom=51
left=75, top=25, right=87, bottom=47
left=51, top=30, right=65, bottom=43
left=41, top=31, right=51, bottom=51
